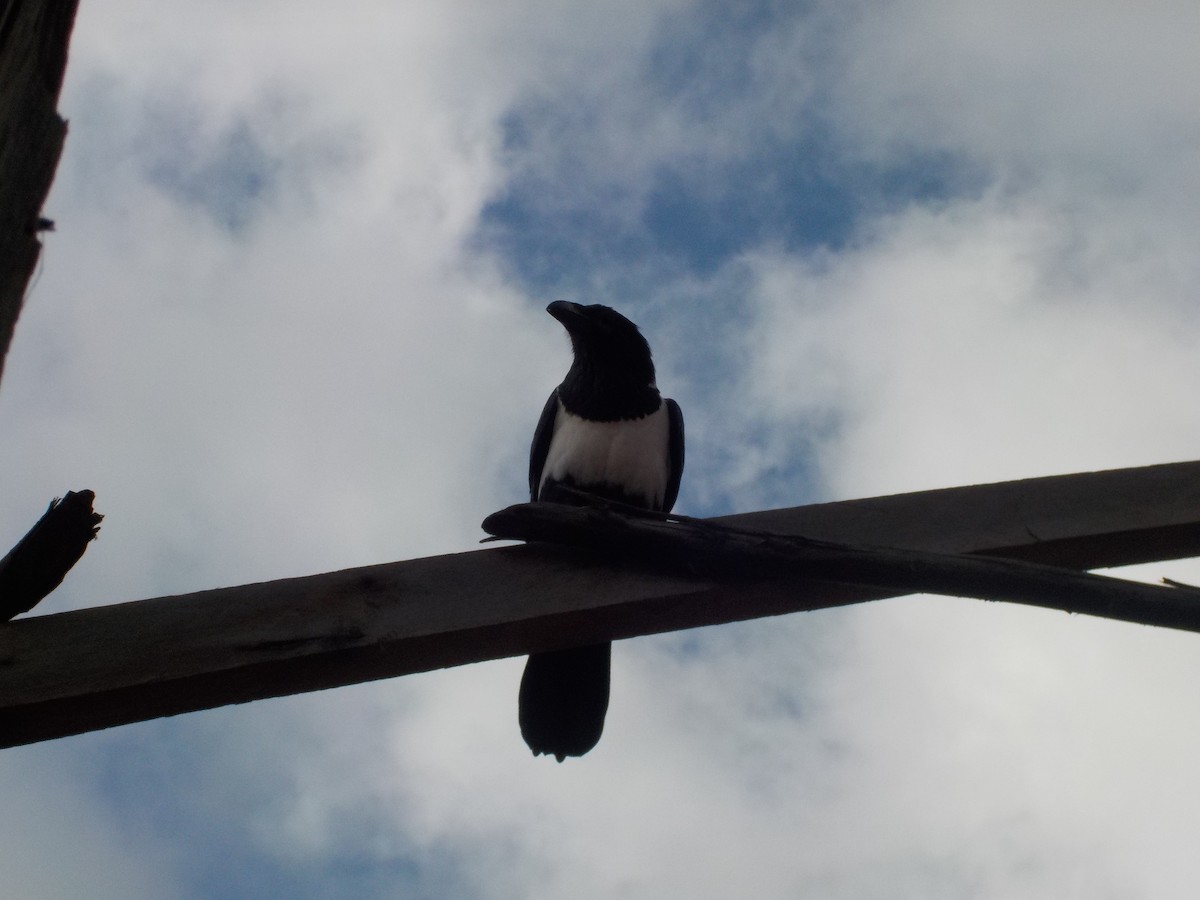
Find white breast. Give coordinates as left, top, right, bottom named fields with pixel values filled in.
left=540, top=400, right=671, bottom=508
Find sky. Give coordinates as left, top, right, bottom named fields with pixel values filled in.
left=3, top=0, right=1200, bottom=896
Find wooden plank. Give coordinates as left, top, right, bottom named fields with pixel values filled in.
left=0, top=0, right=79, bottom=383
left=1, top=460, right=1199, bottom=748
left=715, top=459, right=1200, bottom=568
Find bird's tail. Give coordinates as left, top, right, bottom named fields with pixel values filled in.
left=518, top=642, right=611, bottom=761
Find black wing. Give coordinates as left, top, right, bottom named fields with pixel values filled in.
left=528, top=388, right=561, bottom=501
left=662, top=398, right=684, bottom=513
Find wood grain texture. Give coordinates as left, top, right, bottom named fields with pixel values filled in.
left=0, top=460, right=1198, bottom=748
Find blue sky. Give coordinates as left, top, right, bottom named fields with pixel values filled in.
left=3, top=0, right=1200, bottom=897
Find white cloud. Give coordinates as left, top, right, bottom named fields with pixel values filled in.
left=829, top=0, right=1200, bottom=183
left=738, top=191, right=1200, bottom=499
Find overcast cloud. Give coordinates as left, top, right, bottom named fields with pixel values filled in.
left=2, top=1, right=1199, bottom=897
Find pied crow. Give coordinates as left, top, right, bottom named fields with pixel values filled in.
left=520, top=301, right=684, bottom=761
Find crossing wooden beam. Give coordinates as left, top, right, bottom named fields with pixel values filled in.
left=1, top=460, right=1199, bottom=748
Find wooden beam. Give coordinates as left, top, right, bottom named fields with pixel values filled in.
left=0, top=0, right=79, bottom=383
left=713, top=460, right=1200, bottom=568
left=1, top=460, right=1200, bottom=748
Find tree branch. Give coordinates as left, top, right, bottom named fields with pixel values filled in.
left=482, top=500, right=1200, bottom=634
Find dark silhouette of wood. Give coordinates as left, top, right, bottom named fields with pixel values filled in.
left=0, top=490, right=102, bottom=620
left=482, top=500, right=1200, bottom=633
left=0, top=0, right=79, bottom=382
left=0, top=460, right=1199, bottom=749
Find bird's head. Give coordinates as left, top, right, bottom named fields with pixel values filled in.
left=547, top=301, right=656, bottom=389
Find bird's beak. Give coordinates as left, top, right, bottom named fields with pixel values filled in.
left=548, top=301, right=592, bottom=340
left=546, top=300, right=585, bottom=326
left=548, top=301, right=611, bottom=340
